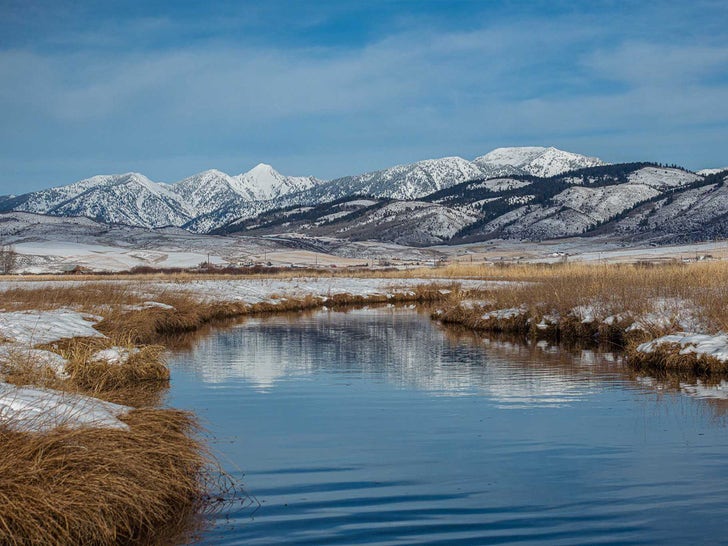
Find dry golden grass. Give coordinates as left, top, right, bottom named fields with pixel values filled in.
left=432, top=262, right=728, bottom=346
left=0, top=408, right=222, bottom=546
left=627, top=342, right=728, bottom=374
left=3, top=265, right=726, bottom=368
left=0, top=337, right=169, bottom=405
left=64, top=342, right=169, bottom=393
left=0, top=282, right=146, bottom=313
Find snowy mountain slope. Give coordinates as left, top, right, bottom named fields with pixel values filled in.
left=475, top=146, right=605, bottom=178
left=607, top=172, right=728, bottom=242
left=1, top=149, right=720, bottom=243
left=216, top=197, right=386, bottom=235
left=626, top=167, right=700, bottom=189
left=0, top=165, right=323, bottom=232
left=300, top=147, right=603, bottom=205
left=329, top=201, right=478, bottom=246
left=475, top=146, right=549, bottom=169
left=216, top=163, right=716, bottom=245
left=471, top=178, right=533, bottom=192
left=297, top=156, right=487, bottom=204
left=452, top=164, right=705, bottom=242
left=697, top=168, right=728, bottom=176
left=215, top=196, right=476, bottom=246
left=182, top=199, right=268, bottom=233
left=2, top=173, right=193, bottom=229
left=172, top=169, right=249, bottom=217
left=479, top=182, right=663, bottom=240
left=233, top=163, right=323, bottom=201
left=291, top=146, right=604, bottom=207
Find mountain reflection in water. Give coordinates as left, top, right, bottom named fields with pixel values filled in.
left=168, top=307, right=728, bottom=545
left=171, top=308, right=608, bottom=406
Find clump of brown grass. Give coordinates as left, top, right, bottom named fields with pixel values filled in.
left=431, top=262, right=728, bottom=349
left=95, top=296, right=223, bottom=344
left=627, top=343, right=728, bottom=374
left=64, top=344, right=170, bottom=393
left=315, top=283, right=450, bottom=309
left=0, top=282, right=145, bottom=313
left=1, top=338, right=170, bottom=403
left=0, top=351, right=61, bottom=387
left=0, top=408, right=224, bottom=546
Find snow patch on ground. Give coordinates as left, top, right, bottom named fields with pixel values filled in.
left=626, top=298, right=703, bottom=333
left=637, top=333, right=728, bottom=362
left=91, top=347, right=139, bottom=365
left=0, top=382, right=131, bottom=432
left=481, top=306, right=528, bottom=320
left=697, top=168, right=728, bottom=176
left=125, top=301, right=176, bottom=311
left=536, top=313, right=561, bottom=330
left=0, top=309, right=105, bottom=345
left=458, top=299, right=494, bottom=310
left=134, top=277, right=496, bottom=304
left=570, top=305, right=607, bottom=324
left=0, top=346, right=70, bottom=379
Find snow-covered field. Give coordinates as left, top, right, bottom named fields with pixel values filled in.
left=2, top=208, right=727, bottom=273
left=0, top=307, right=117, bottom=432
left=8, top=232, right=728, bottom=273
left=0, top=309, right=105, bottom=345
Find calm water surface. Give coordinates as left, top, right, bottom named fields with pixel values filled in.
left=167, top=307, right=728, bottom=545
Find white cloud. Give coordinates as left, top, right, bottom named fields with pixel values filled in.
left=0, top=13, right=726, bottom=186
left=585, top=42, right=728, bottom=86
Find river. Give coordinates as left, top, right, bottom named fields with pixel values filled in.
left=167, top=307, right=728, bottom=545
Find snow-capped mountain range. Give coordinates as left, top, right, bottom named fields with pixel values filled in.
left=0, top=146, right=725, bottom=246
left=218, top=164, right=728, bottom=246
left=0, top=147, right=604, bottom=231
left=0, top=163, right=323, bottom=231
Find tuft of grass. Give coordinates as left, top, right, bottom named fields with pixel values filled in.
left=430, top=262, right=728, bottom=350
left=0, top=408, right=224, bottom=546
left=2, top=338, right=170, bottom=404
left=627, top=342, right=728, bottom=374
left=64, top=344, right=170, bottom=394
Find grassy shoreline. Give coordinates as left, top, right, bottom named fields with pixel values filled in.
left=1, top=263, right=727, bottom=543
left=0, top=280, right=453, bottom=545
left=426, top=261, right=728, bottom=373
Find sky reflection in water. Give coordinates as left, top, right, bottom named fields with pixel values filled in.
left=168, top=307, right=728, bottom=545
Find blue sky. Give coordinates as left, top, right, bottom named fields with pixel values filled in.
left=1, top=0, right=727, bottom=193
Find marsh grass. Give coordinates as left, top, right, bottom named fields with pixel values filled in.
left=432, top=262, right=728, bottom=341
left=1, top=280, right=454, bottom=395
left=0, top=350, right=61, bottom=387
left=0, top=408, right=226, bottom=546
left=626, top=342, right=728, bottom=374
left=64, top=342, right=170, bottom=393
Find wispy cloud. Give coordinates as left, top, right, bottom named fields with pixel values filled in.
left=0, top=1, right=726, bottom=190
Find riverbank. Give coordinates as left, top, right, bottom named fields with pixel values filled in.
left=0, top=276, right=461, bottom=544
left=428, top=261, right=728, bottom=373
left=1, top=263, right=726, bottom=543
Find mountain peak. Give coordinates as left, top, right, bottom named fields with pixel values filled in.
left=474, top=146, right=605, bottom=178
left=197, top=168, right=229, bottom=177
left=233, top=163, right=320, bottom=201
left=248, top=163, right=279, bottom=175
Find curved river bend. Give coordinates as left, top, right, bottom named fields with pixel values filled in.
left=167, top=307, right=728, bottom=545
